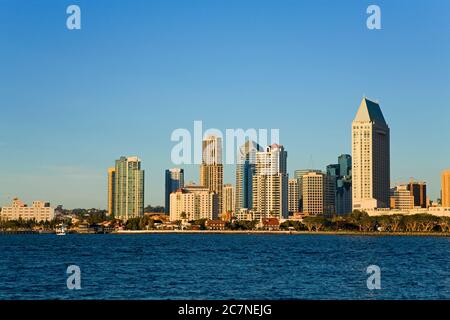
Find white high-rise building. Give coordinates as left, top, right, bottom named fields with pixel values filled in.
left=352, top=98, right=390, bottom=210
left=202, top=135, right=222, bottom=165
left=252, top=144, right=288, bottom=220
left=169, top=185, right=219, bottom=221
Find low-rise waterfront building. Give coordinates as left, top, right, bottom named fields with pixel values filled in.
left=205, top=219, right=226, bottom=230
left=0, top=198, right=55, bottom=221
left=258, top=218, right=280, bottom=230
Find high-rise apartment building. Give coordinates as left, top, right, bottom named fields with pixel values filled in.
left=235, top=140, right=263, bottom=211
left=165, top=168, right=184, bottom=214
left=169, top=185, right=219, bottom=221
left=200, top=135, right=224, bottom=214
left=223, top=184, right=235, bottom=214
left=302, top=171, right=335, bottom=216
left=352, top=98, right=390, bottom=210
left=442, top=170, right=450, bottom=207
left=113, top=156, right=144, bottom=220
left=252, top=144, right=288, bottom=219
left=107, top=167, right=116, bottom=216
left=288, top=178, right=299, bottom=214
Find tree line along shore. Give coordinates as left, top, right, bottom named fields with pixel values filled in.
left=0, top=210, right=449, bottom=235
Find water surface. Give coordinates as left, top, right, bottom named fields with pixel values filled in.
left=0, top=234, right=448, bottom=299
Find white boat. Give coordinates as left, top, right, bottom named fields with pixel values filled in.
left=56, top=223, right=66, bottom=236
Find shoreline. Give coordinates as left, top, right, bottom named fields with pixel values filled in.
left=113, top=230, right=449, bottom=237
left=0, top=230, right=448, bottom=237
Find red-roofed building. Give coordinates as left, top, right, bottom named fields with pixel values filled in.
left=259, top=218, right=280, bottom=231
left=205, top=219, right=226, bottom=230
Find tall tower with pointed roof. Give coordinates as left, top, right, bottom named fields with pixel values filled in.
left=352, top=97, right=390, bottom=210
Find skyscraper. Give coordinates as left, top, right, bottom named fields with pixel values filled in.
left=302, top=171, right=335, bottom=216
left=200, top=135, right=224, bottom=213
left=336, top=177, right=352, bottom=215
left=113, top=156, right=144, bottom=220
left=107, top=167, right=116, bottom=216
left=165, top=168, right=185, bottom=214
left=288, top=178, right=300, bottom=214
left=326, top=164, right=340, bottom=177
left=235, top=140, right=263, bottom=211
left=328, top=154, right=352, bottom=215
left=442, top=170, right=450, bottom=207
left=252, top=144, right=288, bottom=219
left=338, top=154, right=352, bottom=177
left=294, top=169, right=322, bottom=212
left=223, top=184, right=235, bottom=214
left=352, top=98, right=390, bottom=210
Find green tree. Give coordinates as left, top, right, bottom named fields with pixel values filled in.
left=191, top=218, right=207, bottom=230
left=125, top=218, right=141, bottom=230
left=438, top=217, right=450, bottom=233
left=280, top=220, right=305, bottom=231
left=144, top=205, right=165, bottom=213
left=302, top=216, right=327, bottom=232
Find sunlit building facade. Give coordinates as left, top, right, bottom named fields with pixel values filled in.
left=0, top=198, right=55, bottom=222
left=113, top=156, right=144, bottom=220
left=352, top=98, right=390, bottom=210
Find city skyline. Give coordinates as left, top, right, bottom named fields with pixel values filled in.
left=1, top=101, right=449, bottom=210
left=2, top=101, right=449, bottom=209
left=1, top=1, right=450, bottom=208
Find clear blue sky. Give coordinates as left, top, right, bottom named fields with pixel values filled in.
left=1, top=0, right=449, bottom=209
